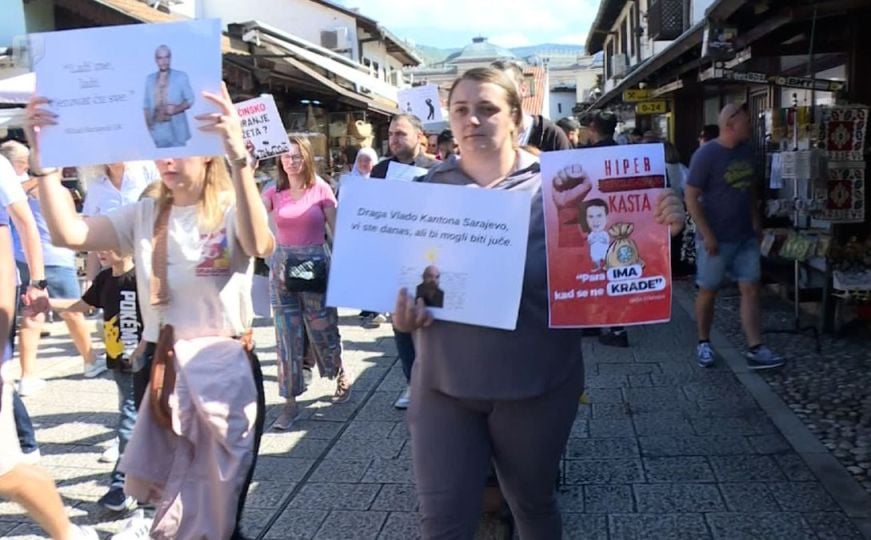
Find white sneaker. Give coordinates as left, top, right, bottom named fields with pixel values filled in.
left=83, top=358, right=107, bottom=378
left=17, top=377, right=46, bottom=396
left=71, top=525, right=100, bottom=540
left=394, top=387, right=411, bottom=410
left=111, top=510, right=152, bottom=540
left=99, top=439, right=120, bottom=463
left=20, top=449, right=41, bottom=464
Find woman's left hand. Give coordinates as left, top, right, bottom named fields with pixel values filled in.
left=655, top=189, right=686, bottom=237
left=392, top=288, right=433, bottom=333
left=197, top=82, right=248, bottom=162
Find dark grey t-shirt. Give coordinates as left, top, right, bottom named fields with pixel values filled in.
left=412, top=151, right=584, bottom=400
left=686, top=141, right=756, bottom=243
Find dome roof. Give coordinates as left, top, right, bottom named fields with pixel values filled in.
left=445, top=37, right=517, bottom=63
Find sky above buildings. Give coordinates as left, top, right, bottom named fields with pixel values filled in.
left=337, top=0, right=600, bottom=50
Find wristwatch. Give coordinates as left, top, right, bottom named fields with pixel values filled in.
left=29, top=279, right=48, bottom=290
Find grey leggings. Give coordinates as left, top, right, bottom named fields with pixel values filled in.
left=408, top=360, right=584, bottom=539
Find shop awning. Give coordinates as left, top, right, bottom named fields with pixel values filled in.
left=0, top=72, right=34, bottom=105
left=590, top=21, right=705, bottom=109
left=0, top=108, right=26, bottom=129
left=236, top=21, right=400, bottom=104
left=281, top=56, right=398, bottom=116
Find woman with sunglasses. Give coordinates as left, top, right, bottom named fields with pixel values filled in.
left=264, top=136, right=350, bottom=431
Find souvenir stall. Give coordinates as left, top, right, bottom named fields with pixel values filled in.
left=761, top=100, right=869, bottom=335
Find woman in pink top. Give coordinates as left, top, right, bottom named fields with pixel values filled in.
left=263, top=136, right=349, bottom=429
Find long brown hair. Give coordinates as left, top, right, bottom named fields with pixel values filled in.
left=277, top=136, right=317, bottom=191
left=156, top=157, right=234, bottom=232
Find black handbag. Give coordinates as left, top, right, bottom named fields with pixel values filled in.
left=283, top=256, right=328, bottom=293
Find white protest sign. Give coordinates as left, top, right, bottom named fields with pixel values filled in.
left=328, top=178, right=531, bottom=330
left=33, top=19, right=223, bottom=167
left=235, top=94, right=290, bottom=161
left=386, top=161, right=429, bottom=181
left=397, top=84, right=444, bottom=124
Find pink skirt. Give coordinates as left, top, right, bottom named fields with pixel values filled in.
left=120, top=336, right=258, bottom=540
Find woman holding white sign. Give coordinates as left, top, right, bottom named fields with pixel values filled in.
left=263, top=136, right=350, bottom=431
left=25, top=83, right=274, bottom=540
left=393, top=67, right=686, bottom=539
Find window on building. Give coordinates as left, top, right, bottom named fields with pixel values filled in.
left=628, top=7, right=635, bottom=57
left=558, top=103, right=562, bottom=113
left=620, top=20, right=628, bottom=55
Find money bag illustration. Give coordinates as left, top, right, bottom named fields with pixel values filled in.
left=605, top=223, right=644, bottom=269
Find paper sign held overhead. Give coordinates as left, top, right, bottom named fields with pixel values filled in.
left=327, top=179, right=531, bottom=330
left=397, top=84, right=444, bottom=124
left=33, top=18, right=224, bottom=167
left=234, top=94, right=290, bottom=161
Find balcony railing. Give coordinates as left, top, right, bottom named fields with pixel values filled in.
left=648, top=0, right=688, bottom=41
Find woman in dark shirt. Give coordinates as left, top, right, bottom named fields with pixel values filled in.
left=393, top=67, right=685, bottom=539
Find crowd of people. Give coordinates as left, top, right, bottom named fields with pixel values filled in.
left=0, top=57, right=785, bottom=539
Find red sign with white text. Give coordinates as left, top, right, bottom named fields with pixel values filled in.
left=541, top=144, right=672, bottom=328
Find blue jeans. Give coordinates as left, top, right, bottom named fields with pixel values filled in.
left=695, top=237, right=761, bottom=290
left=13, top=392, right=38, bottom=454
left=110, top=368, right=137, bottom=489
left=394, top=329, right=415, bottom=383
left=10, top=282, right=38, bottom=455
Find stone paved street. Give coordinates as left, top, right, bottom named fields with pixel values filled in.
left=676, top=279, right=871, bottom=497
left=1, top=297, right=869, bottom=539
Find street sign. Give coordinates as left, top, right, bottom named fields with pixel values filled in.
left=623, top=89, right=650, bottom=102
left=636, top=101, right=667, bottom=115
left=698, top=67, right=846, bottom=92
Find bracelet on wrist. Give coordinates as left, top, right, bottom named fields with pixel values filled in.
left=228, top=154, right=253, bottom=169
left=31, top=167, right=59, bottom=177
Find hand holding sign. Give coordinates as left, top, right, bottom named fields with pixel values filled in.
left=234, top=94, right=290, bottom=161
left=23, top=96, right=57, bottom=168
left=197, top=82, right=248, bottom=163
left=392, top=288, right=434, bottom=332
left=654, top=189, right=686, bottom=236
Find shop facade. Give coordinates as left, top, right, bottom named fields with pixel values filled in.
left=587, top=0, right=871, bottom=335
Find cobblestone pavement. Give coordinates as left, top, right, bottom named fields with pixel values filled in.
left=0, top=302, right=868, bottom=539
left=676, top=279, right=871, bottom=498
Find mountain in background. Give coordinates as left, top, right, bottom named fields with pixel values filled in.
left=412, top=44, right=460, bottom=65
left=411, top=43, right=586, bottom=65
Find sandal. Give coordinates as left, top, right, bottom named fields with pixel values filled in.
left=272, top=402, right=301, bottom=430
left=333, top=370, right=352, bottom=403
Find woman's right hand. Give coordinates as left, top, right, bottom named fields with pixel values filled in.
left=24, top=96, right=57, bottom=169
left=392, top=288, right=433, bottom=333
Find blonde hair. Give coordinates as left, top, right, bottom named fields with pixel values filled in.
left=155, top=158, right=234, bottom=232
left=139, top=180, right=163, bottom=201
left=0, top=140, right=29, bottom=163
left=277, top=136, right=317, bottom=191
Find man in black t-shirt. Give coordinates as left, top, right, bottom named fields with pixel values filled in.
left=50, top=250, right=143, bottom=513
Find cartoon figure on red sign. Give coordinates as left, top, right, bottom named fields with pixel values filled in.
left=578, top=199, right=609, bottom=271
